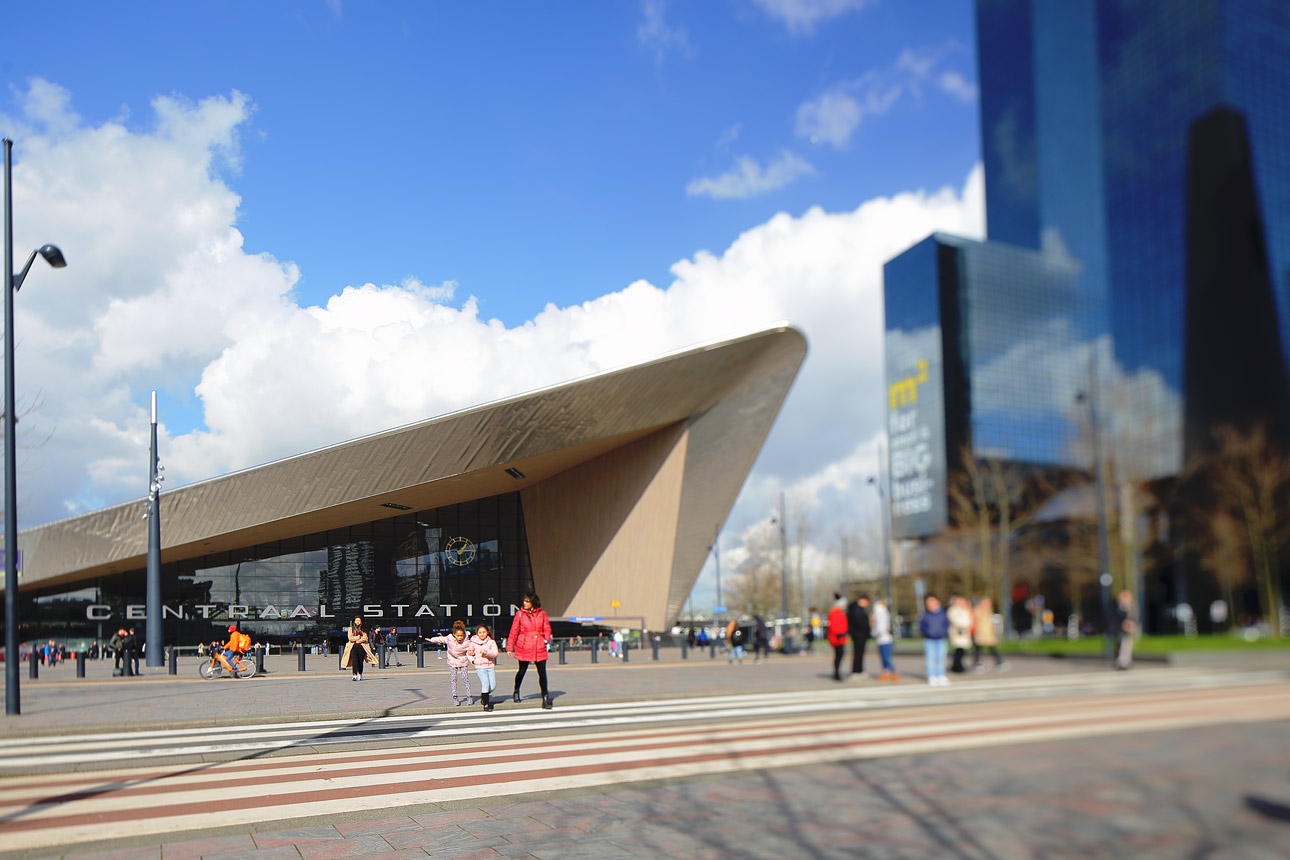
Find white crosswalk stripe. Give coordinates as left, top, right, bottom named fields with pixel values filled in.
left=0, top=668, right=1285, bottom=852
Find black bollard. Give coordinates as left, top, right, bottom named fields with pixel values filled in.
left=591, top=642, right=599, bottom=664
left=298, top=644, right=307, bottom=672
left=124, top=651, right=134, bottom=677
left=652, top=639, right=660, bottom=661
left=77, top=651, right=87, bottom=678
left=681, top=641, right=688, bottom=660
left=168, top=647, right=178, bottom=675
left=709, top=640, right=716, bottom=659
left=417, top=640, right=425, bottom=668
left=378, top=643, right=386, bottom=669
left=559, top=641, right=567, bottom=665
left=256, top=647, right=265, bottom=673
left=622, top=638, right=629, bottom=663
left=29, top=649, right=38, bottom=679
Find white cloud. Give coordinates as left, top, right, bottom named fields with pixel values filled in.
left=638, top=0, right=692, bottom=63
left=796, top=47, right=976, bottom=148
left=749, top=0, right=875, bottom=35
left=4, top=80, right=985, bottom=615
left=686, top=150, right=815, bottom=199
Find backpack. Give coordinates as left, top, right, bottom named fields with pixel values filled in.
left=730, top=626, right=746, bottom=646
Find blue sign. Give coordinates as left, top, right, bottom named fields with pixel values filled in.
left=569, top=616, right=603, bottom=623
left=713, top=605, right=728, bottom=613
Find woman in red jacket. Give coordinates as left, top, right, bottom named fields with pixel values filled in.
left=507, top=592, right=553, bottom=709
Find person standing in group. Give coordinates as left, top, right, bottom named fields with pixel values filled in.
left=972, top=597, right=1007, bottom=672
left=384, top=626, right=403, bottom=667
left=109, top=628, right=127, bottom=674
left=872, top=598, right=898, bottom=682
left=426, top=621, right=475, bottom=705
left=507, top=592, right=553, bottom=709
left=342, top=617, right=378, bottom=681
left=125, top=628, right=141, bottom=675
left=847, top=594, right=871, bottom=679
left=920, top=595, right=950, bottom=686
left=467, top=623, right=500, bottom=711
left=826, top=594, right=849, bottom=682
left=752, top=615, right=771, bottom=664
left=1114, top=589, right=1138, bottom=670
left=947, top=596, right=974, bottom=674
left=726, top=617, right=746, bottom=664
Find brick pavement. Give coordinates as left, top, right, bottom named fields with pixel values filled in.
left=9, top=719, right=1288, bottom=860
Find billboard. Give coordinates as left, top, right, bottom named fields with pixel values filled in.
left=886, top=339, right=948, bottom=539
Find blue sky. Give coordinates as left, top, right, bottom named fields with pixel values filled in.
left=0, top=0, right=984, bottom=608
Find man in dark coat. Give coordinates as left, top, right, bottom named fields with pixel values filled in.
left=847, top=594, right=872, bottom=677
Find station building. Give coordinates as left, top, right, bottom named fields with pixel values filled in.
left=1, top=325, right=806, bottom=649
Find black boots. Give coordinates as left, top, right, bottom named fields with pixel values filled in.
left=512, top=689, right=521, bottom=703
left=482, top=691, right=493, bottom=711
left=542, top=694, right=553, bottom=710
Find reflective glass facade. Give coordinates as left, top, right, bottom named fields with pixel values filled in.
left=17, top=492, right=534, bottom=649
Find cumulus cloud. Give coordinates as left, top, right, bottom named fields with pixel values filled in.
left=749, top=0, right=876, bottom=34
left=797, top=47, right=977, bottom=149
left=686, top=150, right=815, bottom=199
left=4, top=79, right=984, bottom=610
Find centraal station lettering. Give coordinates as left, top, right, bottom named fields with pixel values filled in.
left=85, top=602, right=522, bottom=622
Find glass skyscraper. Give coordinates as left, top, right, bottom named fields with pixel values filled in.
left=883, top=0, right=1290, bottom=629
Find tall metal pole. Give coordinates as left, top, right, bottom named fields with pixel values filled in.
left=4, top=139, right=18, bottom=715
left=778, top=491, right=788, bottom=620
left=868, top=474, right=894, bottom=614
left=145, top=391, right=162, bottom=667
left=713, top=527, right=721, bottom=611
left=1089, top=358, right=1115, bottom=664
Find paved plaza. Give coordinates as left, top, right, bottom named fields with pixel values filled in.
left=0, top=648, right=1286, bottom=859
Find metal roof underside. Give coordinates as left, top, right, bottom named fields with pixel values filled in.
left=7, top=324, right=808, bottom=611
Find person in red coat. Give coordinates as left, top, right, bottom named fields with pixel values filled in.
left=826, top=593, right=849, bottom=682
left=506, top=592, right=554, bottom=709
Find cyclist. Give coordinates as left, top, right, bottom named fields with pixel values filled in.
left=219, top=624, right=251, bottom=672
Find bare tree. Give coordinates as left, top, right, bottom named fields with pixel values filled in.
left=727, top=523, right=784, bottom=619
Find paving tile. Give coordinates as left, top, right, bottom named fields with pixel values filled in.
left=294, top=835, right=399, bottom=860
left=525, top=837, right=638, bottom=860
left=201, top=847, right=304, bottom=860
left=382, top=826, right=499, bottom=854
left=332, top=817, right=422, bottom=838
left=61, top=848, right=161, bottom=860
left=251, top=826, right=341, bottom=849
left=457, top=817, right=551, bottom=838
left=408, top=809, right=491, bottom=828
left=162, top=835, right=258, bottom=860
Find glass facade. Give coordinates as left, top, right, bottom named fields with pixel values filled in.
left=14, top=491, right=534, bottom=650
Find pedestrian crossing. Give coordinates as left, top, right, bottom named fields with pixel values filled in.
left=0, top=667, right=1281, bottom=773
left=0, top=670, right=1286, bottom=852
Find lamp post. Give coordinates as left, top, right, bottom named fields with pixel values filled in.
left=144, top=391, right=164, bottom=667
left=867, top=476, right=894, bottom=613
left=4, top=137, right=67, bottom=715
left=712, top=526, right=721, bottom=612
left=773, top=492, right=788, bottom=621
left=1077, top=366, right=1115, bottom=666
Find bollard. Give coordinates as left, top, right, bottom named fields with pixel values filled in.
left=256, top=647, right=265, bottom=673
left=378, top=643, right=386, bottom=669
left=622, top=639, right=629, bottom=663
left=710, top=640, right=716, bottom=659
left=652, top=639, right=660, bottom=661
left=559, top=641, right=567, bottom=665
left=591, top=643, right=599, bottom=664
left=298, top=644, right=307, bottom=672
left=77, top=651, right=87, bottom=678
left=681, top=641, right=688, bottom=660
left=29, top=649, right=38, bottom=679
left=168, top=647, right=178, bottom=675
left=124, top=652, right=134, bottom=677
left=417, top=640, right=425, bottom=668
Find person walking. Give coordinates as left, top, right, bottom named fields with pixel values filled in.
left=872, top=598, right=898, bottom=682
left=752, top=615, right=771, bottom=664
left=426, top=621, right=474, bottom=705
left=467, top=623, right=500, bottom=711
left=847, top=594, right=871, bottom=678
left=826, top=594, right=849, bottom=682
left=972, top=597, right=1007, bottom=672
left=109, top=628, right=127, bottom=675
left=948, top=596, right=974, bottom=674
left=507, top=592, right=553, bottom=709
left=726, top=617, right=746, bottom=664
left=920, top=595, right=950, bottom=686
left=341, top=617, right=378, bottom=681
left=1114, top=589, right=1138, bottom=670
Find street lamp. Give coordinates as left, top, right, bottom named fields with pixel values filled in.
left=770, top=491, right=788, bottom=621
left=4, top=137, right=67, bottom=715
left=1077, top=374, right=1115, bottom=666
left=866, top=476, right=894, bottom=613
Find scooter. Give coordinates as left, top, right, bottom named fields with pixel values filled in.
left=198, top=644, right=257, bottom=679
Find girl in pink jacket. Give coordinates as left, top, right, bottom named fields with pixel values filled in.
left=467, top=624, right=500, bottom=711
left=425, top=620, right=473, bottom=706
